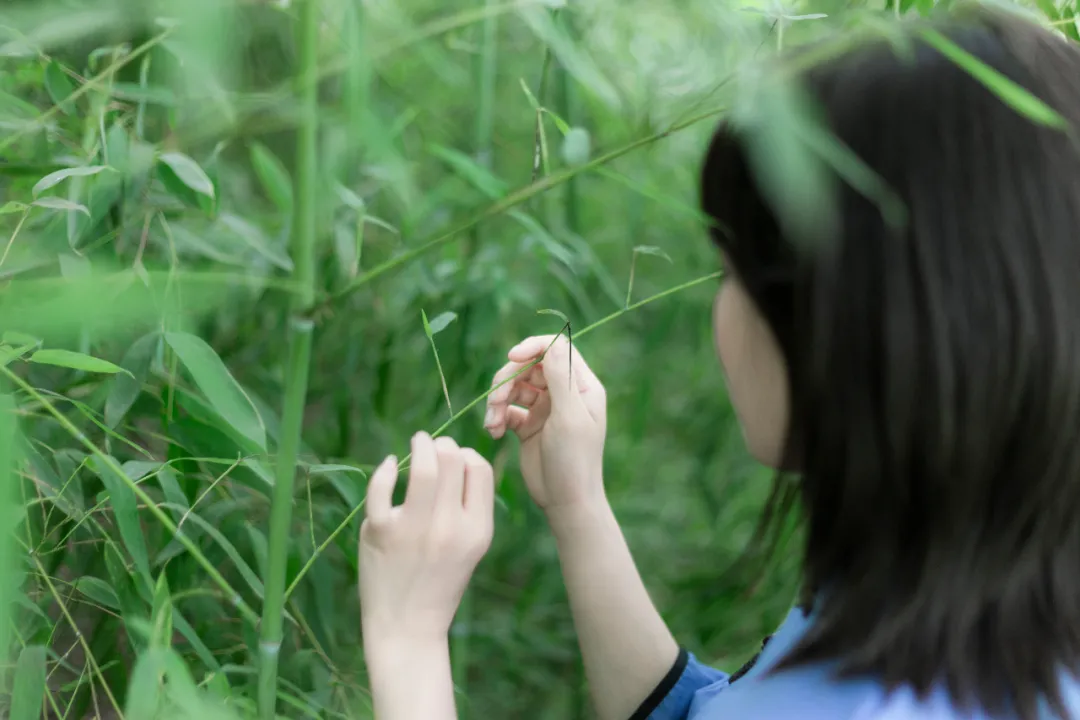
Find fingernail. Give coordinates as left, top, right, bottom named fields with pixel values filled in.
left=484, top=407, right=495, bottom=426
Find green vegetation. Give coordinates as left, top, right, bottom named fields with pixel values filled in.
left=0, top=0, right=1074, bottom=717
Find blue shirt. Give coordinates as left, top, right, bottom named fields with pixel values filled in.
left=638, top=607, right=1080, bottom=720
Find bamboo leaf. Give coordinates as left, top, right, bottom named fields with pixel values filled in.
left=634, top=245, right=673, bottom=263
left=1, top=344, right=36, bottom=368
left=32, top=165, right=110, bottom=197
left=31, top=197, right=89, bottom=216
left=429, top=144, right=508, bottom=199
left=75, top=576, right=121, bottom=609
left=422, top=309, right=454, bottom=416
left=89, top=456, right=152, bottom=584
left=537, top=308, right=570, bottom=324
left=44, top=60, right=76, bottom=115
left=159, top=502, right=264, bottom=601
left=306, top=463, right=367, bottom=476
left=158, top=152, right=216, bottom=199
left=250, top=142, right=294, bottom=215
left=9, top=645, right=47, bottom=720
left=29, top=349, right=131, bottom=376
left=561, top=127, right=591, bottom=166
left=151, top=572, right=173, bottom=648
left=165, top=332, right=266, bottom=450
left=920, top=28, right=1067, bottom=129
left=426, top=311, right=457, bottom=336
left=105, top=332, right=160, bottom=428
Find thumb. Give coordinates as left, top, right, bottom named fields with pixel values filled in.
left=540, top=337, right=589, bottom=417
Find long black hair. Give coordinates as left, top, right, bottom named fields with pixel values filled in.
left=700, top=8, right=1080, bottom=719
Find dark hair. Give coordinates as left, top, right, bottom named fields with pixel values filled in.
left=700, top=9, right=1080, bottom=720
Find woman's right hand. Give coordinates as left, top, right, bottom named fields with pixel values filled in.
left=484, top=335, right=607, bottom=515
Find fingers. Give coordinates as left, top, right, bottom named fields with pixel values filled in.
left=536, top=336, right=590, bottom=416
left=485, top=359, right=546, bottom=436
left=404, top=432, right=439, bottom=515
left=461, top=448, right=494, bottom=531
left=364, top=455, right=399, bottom=524
left=433, top=436, right=465, bottom=511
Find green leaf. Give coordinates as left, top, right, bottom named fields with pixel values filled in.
left=250, top=142, right=293, bottom=214
left=159, top=502, right=264, bottom=601
left=105, top=332, right=160, bottom=428
left=151, top=572, right=172, bottom=648
left=0, top=201, right=27, bottom=215
left=306, top=463, right=367, bottom=476
left=9, top=645, right=46, bottom=720
left=89, top=456, right=152, bottom=585
left=0, top=344, right=36, bottom=368
left=165, top=332, right=266, bottom=449
left=31, top=197, right=89, bottom=216
left=75, top=576, right=121, bottom=609
left=429, top=144, right=508, bottom=199
left=158, top=152, right=216, bottom=199
left=44, top=60, right=76, bottom=115
left=537, top=308, right=571, bottom=325
left=32, top=165, right=110, bottom=197
left=335, top=184, right=366, bottom=213
left=2, top=332, right=39, bottom=346
left=218, top=213, right=293, bottom=272
left=426, top=311, right=457, bottom=336
left=633, top=245, right=673, bottom=263
left=920, top=28, right=1067, bottom=129
left=29, top=349, right=131, bottom=376
left=561, top=127, right=591, bottom=166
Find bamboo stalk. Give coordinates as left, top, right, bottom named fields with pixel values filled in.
left=450, top=2, right=500, bottom=711
left=257, top=0, right=320, bottom=717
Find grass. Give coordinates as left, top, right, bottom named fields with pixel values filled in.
left=0, top=0, right=1072, bottom=717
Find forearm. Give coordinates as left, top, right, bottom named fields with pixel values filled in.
left=364, top=635, right=456, bottom=720
left=549, top=499, right=680, bottom=720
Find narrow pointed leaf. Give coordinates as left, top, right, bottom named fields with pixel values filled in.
left=158, top=152, right=216, bottom=198
left=165, top=332, right=266, bottom=449
left=105, top=332, right=159, bottom=427
left=32, top=165, right=109, bottom=196
left=29, top=349, right=131, bottom=375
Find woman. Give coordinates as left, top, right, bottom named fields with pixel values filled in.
left=357, top=7, right=1080, bottom=720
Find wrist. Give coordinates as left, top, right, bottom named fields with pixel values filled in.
left=545, top=496, right=617, bottom=545
left=363, top=628, right=449, bottom=672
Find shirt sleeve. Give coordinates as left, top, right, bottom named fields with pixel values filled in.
left=628, top=649, right=731, bottom=720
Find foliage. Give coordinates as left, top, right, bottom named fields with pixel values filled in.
left=0, top=0, right=1072, bottom=717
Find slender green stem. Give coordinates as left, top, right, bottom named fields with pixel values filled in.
left=284, top=269, right=723, bottom=600
left=0, top=394, right=16, bottom=668
left=318, top=106, right=727, bottom=314
left=257, top=1, right=321, bottom=718
left=1, top=367, right=259, bottom=627
left=0, top=29, right=173, bottom=156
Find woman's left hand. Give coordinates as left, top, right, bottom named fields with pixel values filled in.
left=358, top=432, right=495, bottom=647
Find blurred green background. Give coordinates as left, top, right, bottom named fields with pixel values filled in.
left=0, top=0, right=1073, bottom=717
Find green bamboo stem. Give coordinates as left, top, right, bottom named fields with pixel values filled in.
left=257, top=0, right=320, bottom=717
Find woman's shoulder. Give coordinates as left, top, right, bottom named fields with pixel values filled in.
left=690, top=659, right=1080, bottom=719
left=687, top=606, right=1080, bottom=720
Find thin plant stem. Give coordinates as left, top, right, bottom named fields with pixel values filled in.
left=319, top=106, right=728, bottom=314
left=257, top=0, right=321, bottom=717
left=1, top=367, right=259, bottom=626
left=283, top=269, right=723, bottom=600
left=0, top=29, right=174, bottom=156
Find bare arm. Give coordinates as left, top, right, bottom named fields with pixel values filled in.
left=365, top=635, right=457, bottom=720
left=549, top=499, right=680, bottom=720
